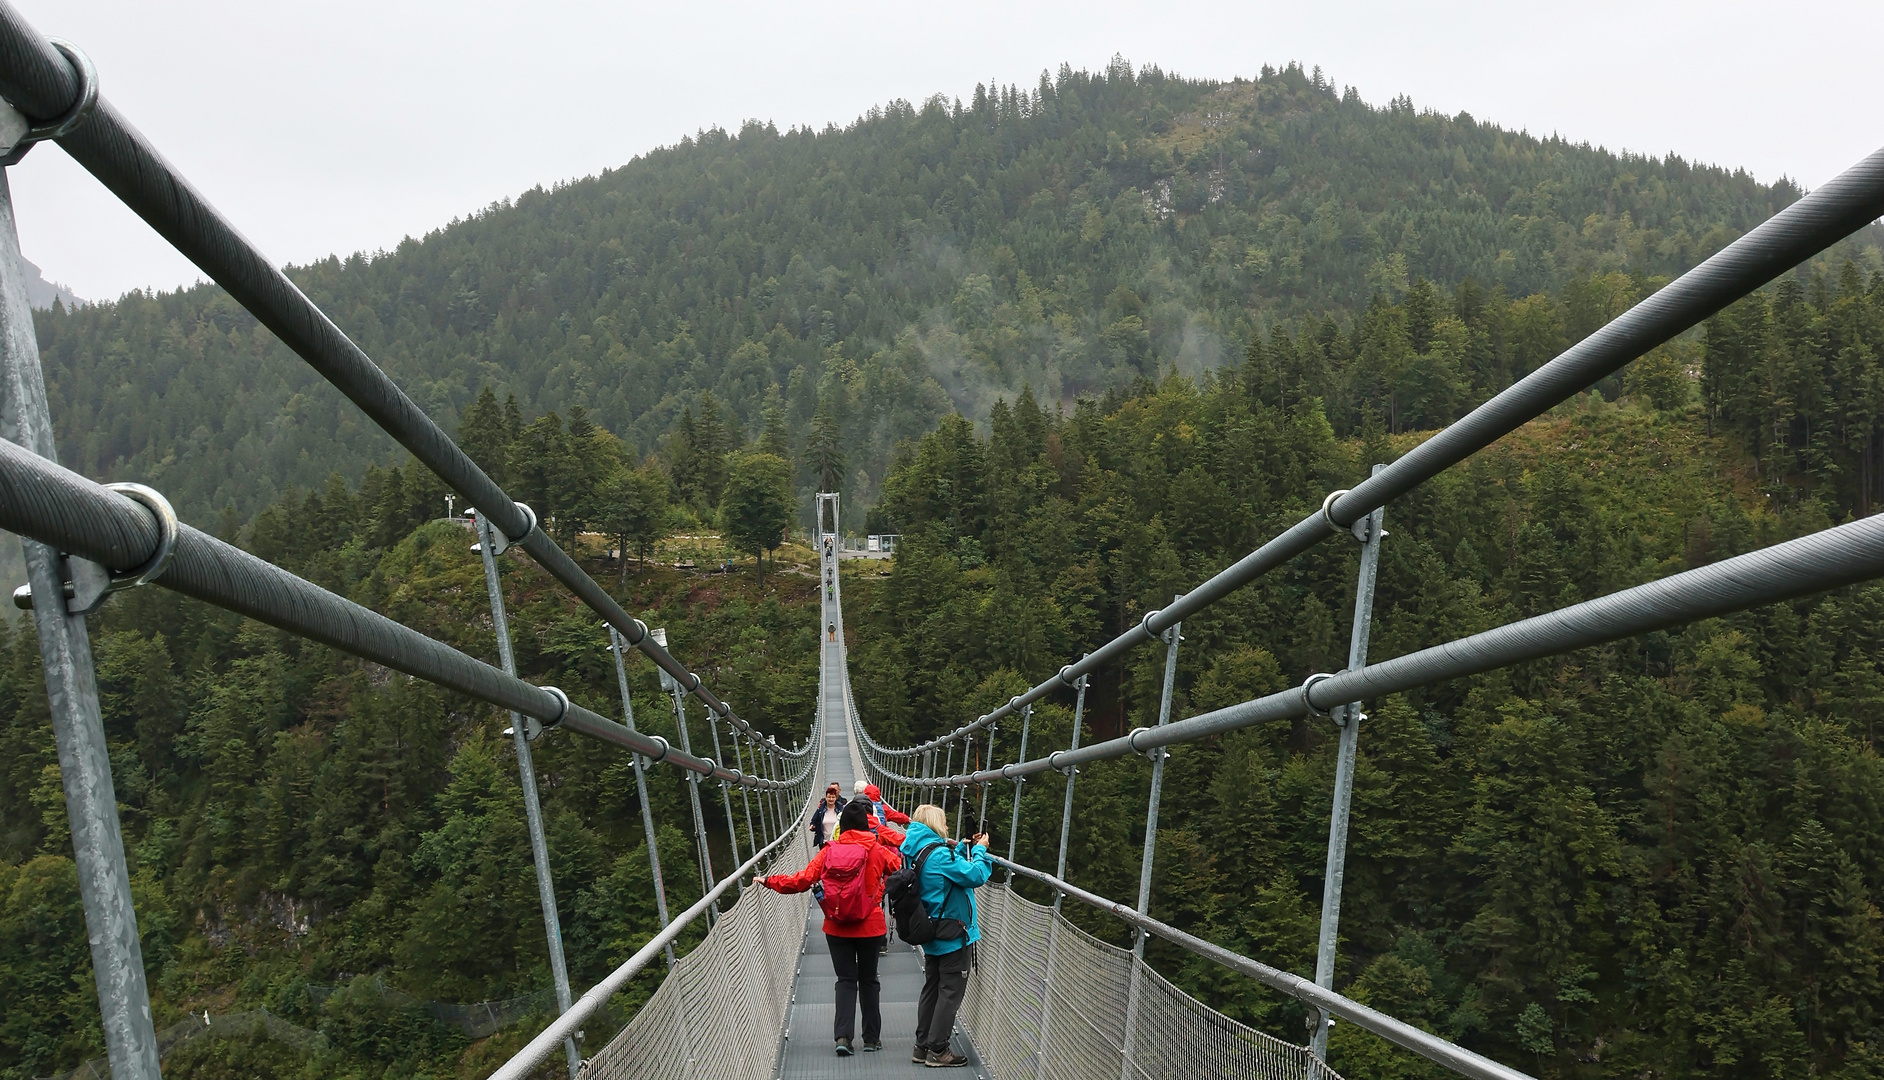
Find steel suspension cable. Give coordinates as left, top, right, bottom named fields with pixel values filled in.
left=868, top=142, right=1884, bottom=759
left=0, top=434, right=808, bottom=792
left=876, top=509, right=1884, bottom=789
left=0, top=2, right=805, bottom=759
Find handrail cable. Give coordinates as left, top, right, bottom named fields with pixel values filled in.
left=0, top=433, right=811, bottom=792
left=865, top=142, right=1884, bottom=759
left=4, top=2, right=1883, bottom=1074
left=857, top=508, right=1884, bottom=790
left=0, top=3, right=804, bottom=757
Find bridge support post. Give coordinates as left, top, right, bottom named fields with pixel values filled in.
left=731, top=730, right=762, bottom=850
left=768, top=743, right=787, bottom=836
left=1037, top=662, right=1084, bottom=1080
left=476, top=514, right=580, bottom=1078
left=609, top=626, right=677, bottom=968
left=1311, top=466, right=1388, bottom=1062
left=942, top=741, right=956, bottom=831
left=1005, top=703, right=1031, bottom=881
left=978, top=727, right=995, bottom=832
left=0, top=172, right=162, bottom=1080
left=1052, top=663, right=1088, bottom=914
left=666, top=680, right=720, bottom=920
left=705, top=709, right=746, bottom=887
left=1119, top=604, right=1182, bottom=1080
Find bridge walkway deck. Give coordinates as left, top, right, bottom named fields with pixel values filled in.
left=775, top=561, right=985, bottom=1078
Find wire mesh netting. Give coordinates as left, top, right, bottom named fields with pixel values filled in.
left=583, top=824, right=812, bottom=1080
left=960, top=886, right=1343, bottom=1080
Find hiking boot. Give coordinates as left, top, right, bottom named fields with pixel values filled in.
left=925, top=1049, right=970, bottom=1068
left=911, top=1045, right=929, bottom=1063
left=862, top=1040, right=882, bottom=1052
left=835, top=1038, right=852, bottom=1056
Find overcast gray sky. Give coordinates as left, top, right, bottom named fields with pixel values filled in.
left=9, top=0, right=1882, bottom=302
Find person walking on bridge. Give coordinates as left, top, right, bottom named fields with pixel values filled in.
left=854, top=781, right=911, bottom=827
left=900, top=805, right=991, bottom=1068
left=757, top=801, right=901, bottom=1056
left=810, top=783, right=844, bottom=848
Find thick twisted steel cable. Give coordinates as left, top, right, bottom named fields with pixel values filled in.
left=898, top=510, right=1884, bottom=788
left=0, top=434, right=811, bottom=791
left=873, top=144, right=1884, bottom=758
left=0, top=3, right=806, bottom=758
left=993, top=856, right=1532, bottom=1080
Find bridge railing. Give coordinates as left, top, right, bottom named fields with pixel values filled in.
left=966, top=883, right=1344, bottom=1080
left=0, top=7, right=824, bottom=1079
left=847, top=144, right=1884, bottom=1080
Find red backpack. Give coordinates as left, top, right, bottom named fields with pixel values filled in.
left=818, top=842, right=875, bottom=923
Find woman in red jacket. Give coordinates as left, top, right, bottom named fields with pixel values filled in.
left=756, top=800, right=902, bottom=1055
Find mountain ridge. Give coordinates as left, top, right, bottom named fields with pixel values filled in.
left=28, top=59, right=1869, bottom=529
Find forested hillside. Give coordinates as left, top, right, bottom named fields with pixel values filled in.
left=847, top=266, right=1884, bottom=1078
left=11, top=53, right=1884, bottom=1080
left=31, top=59, right=1857, bottom=533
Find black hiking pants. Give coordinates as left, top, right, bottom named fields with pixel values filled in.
left=915, top=943, right=975, bottom=1053
left=828, top=934, right=884, bottom=1043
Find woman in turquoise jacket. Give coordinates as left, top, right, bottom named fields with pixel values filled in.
left=898, top=805, right=991, bottom=1067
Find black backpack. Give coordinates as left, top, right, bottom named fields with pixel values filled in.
left=886, top=841, right=965, bottom=945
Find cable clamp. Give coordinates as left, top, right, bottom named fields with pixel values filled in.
left=502, top=714, right=543, bottom=741
left=538, top=686, right=571, bottom=731
left=0, top=40, right=98, bottom=166
left=1127, top=726, right=1167, bottom=760
left=1139, top=608, right=1162, bottom=639
left=1299, top=673, right=1338, bottom=717
left=645, top=735, right=671, bottom=763
left=13, top=483, right=178, bottom=615
left=1320, top=489, right=1352, bottom=535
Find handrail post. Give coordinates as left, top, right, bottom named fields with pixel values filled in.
left=1053, top=661, right=1088, bottom=914
left=978, top=726, right=995, bottom=826
left=732, top=729, right=763, bottom=849
left=476, top=514, right=580, bottom=1078
left=1119, top=604, right=1182, bottom=1080
left=608, top=626, right=677, bottom=968
left=668, top=681, right=720, bottom=921
left=0, top=170, right=162, bottom=1080
left=943, top=741, right=957, bottom=828
left=1311, top=466, right=1388, bottom=1061
left=705, top=709, right=746, bottom=888
left=1005, top=703, right=1031, bottom=881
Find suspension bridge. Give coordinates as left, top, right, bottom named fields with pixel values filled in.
left=3, top=7, right=1884, bottom=1079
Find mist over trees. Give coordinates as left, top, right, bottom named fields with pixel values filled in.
left=7, top=52, right=1884, bottom=1080
left=848, top=262, right=1884, bottom=1078
left=32, top=59, right=1852, bottom=537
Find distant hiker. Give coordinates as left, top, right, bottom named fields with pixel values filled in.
left=863, top=782, right=911, bottom=826
left=758, top=800, right=902, bottom=1056
left=844, top=780, right=905, bottom=847
left=897, top=805, right=991, bottom=1067
left=828, top=622, right=837, bottom=642
left=810, top=783, right=844, bottom=848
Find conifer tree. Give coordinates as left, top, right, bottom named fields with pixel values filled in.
left=720, top=451, right=793, bottom=583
